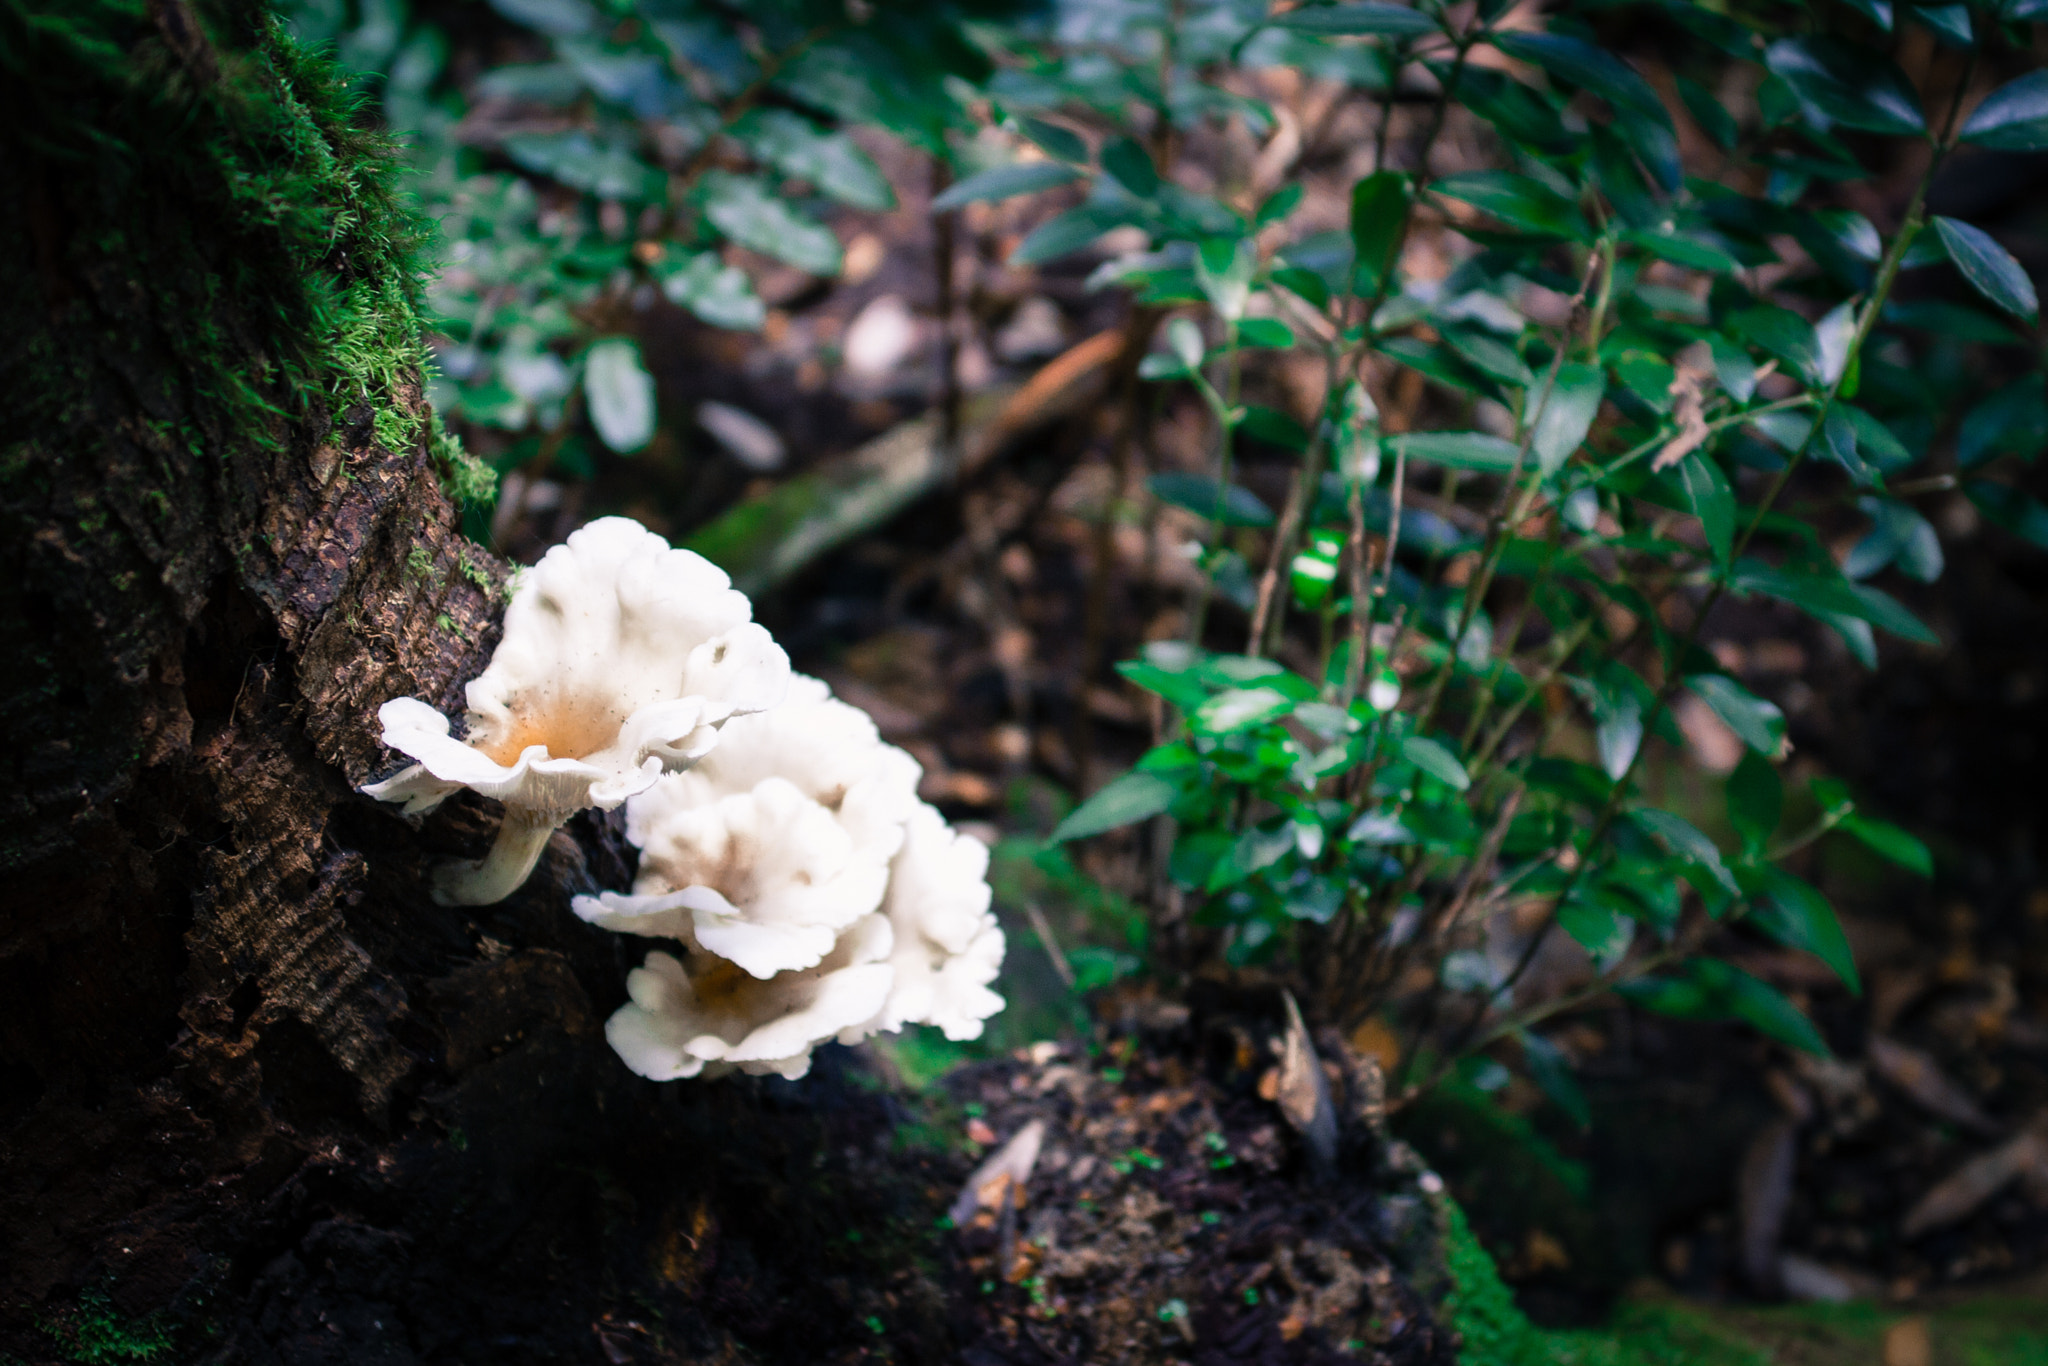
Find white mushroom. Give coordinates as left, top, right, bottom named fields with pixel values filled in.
left=607, top=913, right=897, bottom=1081
left=574, top=676, right=1006, bottom=1080
left=871, top=803, right=1006, bottom=1041
left=362, top=517, right=789, bottom=905
left=571, top=676, right=921, bottom=977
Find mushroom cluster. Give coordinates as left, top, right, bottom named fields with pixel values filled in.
left=573, top=676, right=1005, bottom=1080
left=364, top=518, right=1004, bottom=1080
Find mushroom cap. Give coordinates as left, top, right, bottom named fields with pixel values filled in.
left=571, top=676, right=921, bottom=978
left=363, top=517, right=789, bottom=817
left=872, top=803, right=1005, bottom=1041
left=604, top=913, right=897, bottom=1081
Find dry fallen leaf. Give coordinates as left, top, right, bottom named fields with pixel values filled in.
left=1650, top=363, right=1713, bottom=472
left=1276, top=990, right=1339, bottom=1175
left=951, top=1118, right=1046, bottom=1227
left=1737, top=1117, right=1799, bottom=1290
left=1867, top=1034, right=1999, bottom=1133
left=1900, top=1116, right=2048, bottom=1239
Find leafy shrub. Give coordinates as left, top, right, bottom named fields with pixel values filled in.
left=956, top=0, right=2043, bottom=1100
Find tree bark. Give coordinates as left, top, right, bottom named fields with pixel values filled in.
left=0, top=7, right=939, bottom=1362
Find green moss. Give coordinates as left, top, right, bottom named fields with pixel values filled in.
left=431, top=409, right=496, bottom=507
left=36, top=1287, right=173, bottom=1365
left=1441, top=1196, right=2048, bottom=1365
left=1441, top=1199, right=1768, bottom=1366
left=3, top=0, right=484, bottom=527
left=456, top=547, right=497, bottom=599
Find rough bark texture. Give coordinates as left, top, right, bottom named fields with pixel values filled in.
left=0, top=6, right=952, bottom=1363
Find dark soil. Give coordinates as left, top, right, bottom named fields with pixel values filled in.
left=940, top=987, right=1459, bottom=1366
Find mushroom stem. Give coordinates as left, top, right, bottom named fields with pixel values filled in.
left=432, top=808, right=563, bottom=906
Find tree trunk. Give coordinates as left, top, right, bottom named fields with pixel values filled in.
left=0, top=6, right=942, bottom=1362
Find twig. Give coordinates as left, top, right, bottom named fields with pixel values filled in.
left=1025, top=901, right=1076, bottom=989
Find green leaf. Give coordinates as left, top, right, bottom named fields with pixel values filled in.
left=1239, top=404, right=1310, bottom=451
left=1272, top=267, right=1331, bottom=310
left=1347, top=806, right=1417, bottom=845
left=1018, top=116, right=1088, bottom=163
left=1067, top=945, right=1141, bottom=992
left=1844, top=497, right=1943, bottom=582
left=1402, top=736, right=1471, bottom=791
left=1193, top=686, right=1295, bottom=735
left=932, top=161, right=1080, bottom=211
left=1457, top=66, right=1575, bottom=153
left=701, top=171, right=841, bottom=275
left=1117, top=661, right=1209, bottom=712
left=583, top=338, right=656, bottom=453
left=1442, top=329, right=1534, bottom=388
left=1256, top=183, right=1304, bottom=229
left=1678, top=76, right=1740, bottom=151
left=1932, top=217, right=2040, bottom=322
left=1236, top=318, right=1296, bottom=350
left=1210, top=823, right=1295, bottom=891
left=1379, top=337, right=1494, bottom=398
left=1569, top=665, right=1646, bottom=781
left=1349, top=171, right=1411, bottom=295
left=1960, top=71, right=2048, bottom=150
left=1727, top=306, right=1822, bottom=385
left=1631, top=808, right=1739, bottom=896
left=1763, top=38, right=1926, bottom=136
left=1147, top=473, right=1276, bottom=527
left=1709, top=335, right=1758, bottom=403
left=1011, top=205, right=1131, bottom=265
left=1913, top=3, right=1973, bottom=45
left=1966, top=480, right=2048, bottom=550
left=1666, top=450, right=1736, bottom=565
left=1726, top=749, right=1783, bottom=852
left=736, top=109, right=894, bottom=211
left=489, top=0, right=599, bottom=38
left=1559, top=896, right=1635, bottom=964
left=1958, top=377, right=2048, bottom=469
left=1686, top=673, right=1785, bottom=756
left=1100, top=137, right=1161, bottom=198
left=1432, top=171, right=1589, bottom=240
left=1842, top=407, right=1913, bottom=472
left=1619, top=960, right=1830, bottom=1055
left=1518, top=1031, right=1591, bottom=1130
left=657, top=252, right=765, bottom=331
left=1624, top=227, right=1743, bottom=275
left=1729, top=559, right=1941, bottom=645
left=1531, top=363, right=1605, bottom=477
left=1747, top=867, right=1861, bottom=993
left=1884, top=299, right=2027, bottom=347
left=1395, top=430, right=1523, bottom=472
left=504, top=132, right=666, bottom=201
left=1720, top=966, right=1830, bottom=1055
left=1275, top=2, right=1438, bottom=35
left=1051, top=771, right=1178, bottom=843
left=1817, top=410, right=1874, bottom=485
left=1839, top=812, right=1933, bottom=876
left=1492, top=31, right=1665, bottom=122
